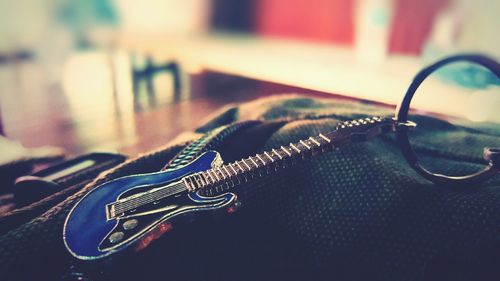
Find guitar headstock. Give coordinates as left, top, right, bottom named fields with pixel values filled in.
left=334, top=116, right=406, bottom=143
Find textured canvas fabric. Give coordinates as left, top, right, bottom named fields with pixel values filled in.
left=0, top=95, right=499, bottom=281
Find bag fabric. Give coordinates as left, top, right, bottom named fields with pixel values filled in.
left=0, top=95, right=499, bottom=281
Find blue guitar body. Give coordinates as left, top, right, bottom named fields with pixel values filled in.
left=63, top=151, right=236, bottom=260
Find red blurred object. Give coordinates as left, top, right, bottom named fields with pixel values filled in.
left=389, top=0, right=450, bottom=54
left=134, top=222, right=173, bottom=252
left=255, top=0, right=450, bottom=55
left=255, top=0, right=354, bottom=45
left=227, top=206, right=237, bottom=214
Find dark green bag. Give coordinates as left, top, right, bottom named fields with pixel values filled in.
left=1, top=95, right=499, bottom=281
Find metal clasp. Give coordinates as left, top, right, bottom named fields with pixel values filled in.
left=484, top=148, right=500, bottom=168
left=393, top=118, right=417, bottom=131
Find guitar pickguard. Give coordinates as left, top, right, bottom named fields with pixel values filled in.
left=99, top=190, right=237, bottom=252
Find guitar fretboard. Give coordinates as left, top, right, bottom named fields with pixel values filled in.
left=183, top=116, right=386, bottom=195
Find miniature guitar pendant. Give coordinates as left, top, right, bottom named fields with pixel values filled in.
left=64, top=116, right=413, bottom=260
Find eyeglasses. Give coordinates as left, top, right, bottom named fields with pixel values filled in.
left=393, top=54, right=499, bottom=186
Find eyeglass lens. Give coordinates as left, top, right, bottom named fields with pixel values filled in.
left=407, top=60, right=500, bottom=177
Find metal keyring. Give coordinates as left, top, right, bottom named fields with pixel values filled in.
left=394, top=54, right=500, bottom=186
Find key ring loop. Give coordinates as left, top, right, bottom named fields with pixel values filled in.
left=394, top=54, right=500, bottom=186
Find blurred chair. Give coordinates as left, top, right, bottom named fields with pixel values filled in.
left=131, top=55, right=182, bottom=107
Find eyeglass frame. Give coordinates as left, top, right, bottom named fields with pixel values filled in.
left=394, top=53, right=500, bottom=186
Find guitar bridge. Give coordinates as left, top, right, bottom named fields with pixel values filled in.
left=105, top=203, right=118, bottom=220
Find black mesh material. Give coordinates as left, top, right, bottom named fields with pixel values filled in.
left=0, top=95, right=499, bottom=281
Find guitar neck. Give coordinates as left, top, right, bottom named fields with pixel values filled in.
left=183, top=116, right=392, bottom=195
left=109, top=116, right=399, bottom=216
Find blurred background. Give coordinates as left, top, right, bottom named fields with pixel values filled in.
left=0, top=0, right=498, bottom=157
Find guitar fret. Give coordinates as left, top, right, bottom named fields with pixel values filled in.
left=290, top=143, right=301, bottom=153
left=309, top=137, right=320, bottom=146
left=236, top=161, right=245, bottom=172
left=190, top=177, right=197, bottom=189
left=211, top=169, right=220, bottom=181
left=202, top=173, right=209, bottom=186
left=272, top=149, right=283, bottom=160
left=222, top=165, right=232, bottom=177
left=232, top=162, right=241, bottom=173
left=281, top=146, right=292, bottom=157
left=194, top=173, right=203, bottom=188
left=183, top=178, right=192, bottom=191
left=191, top=175, right=198, bottom=188
left=199, top=174, right=208, bottom=186
left=319, top=133, right=331, bottom=143
left=300, top=140, right=311, bottom=149
left=205, top=171, right=217, bottom=184
left=218, top=167, right=227, bottom=179
left=253, top=156, right=264, bottom=176
left=222, top=166, right=234, bottom=187
left=185, top=177, right=194, bottom=191
left=243, top=160, right=252, bottom=171
left=257, top=154, right=266, bottom=165
left=206, top=172, right=215, bottom=184
left=229, top=164, right=241, bottom=184
left=264, top=152, right=274, bottom=162
left=205, top=173, right=212, bottom=185
left=212, top=168, right=222, bottom=179
left=195, top=174, right=203, bottom=187
left=229, top=164, right=238, bottom=175
left=249, top=157, right=259, bottom=168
